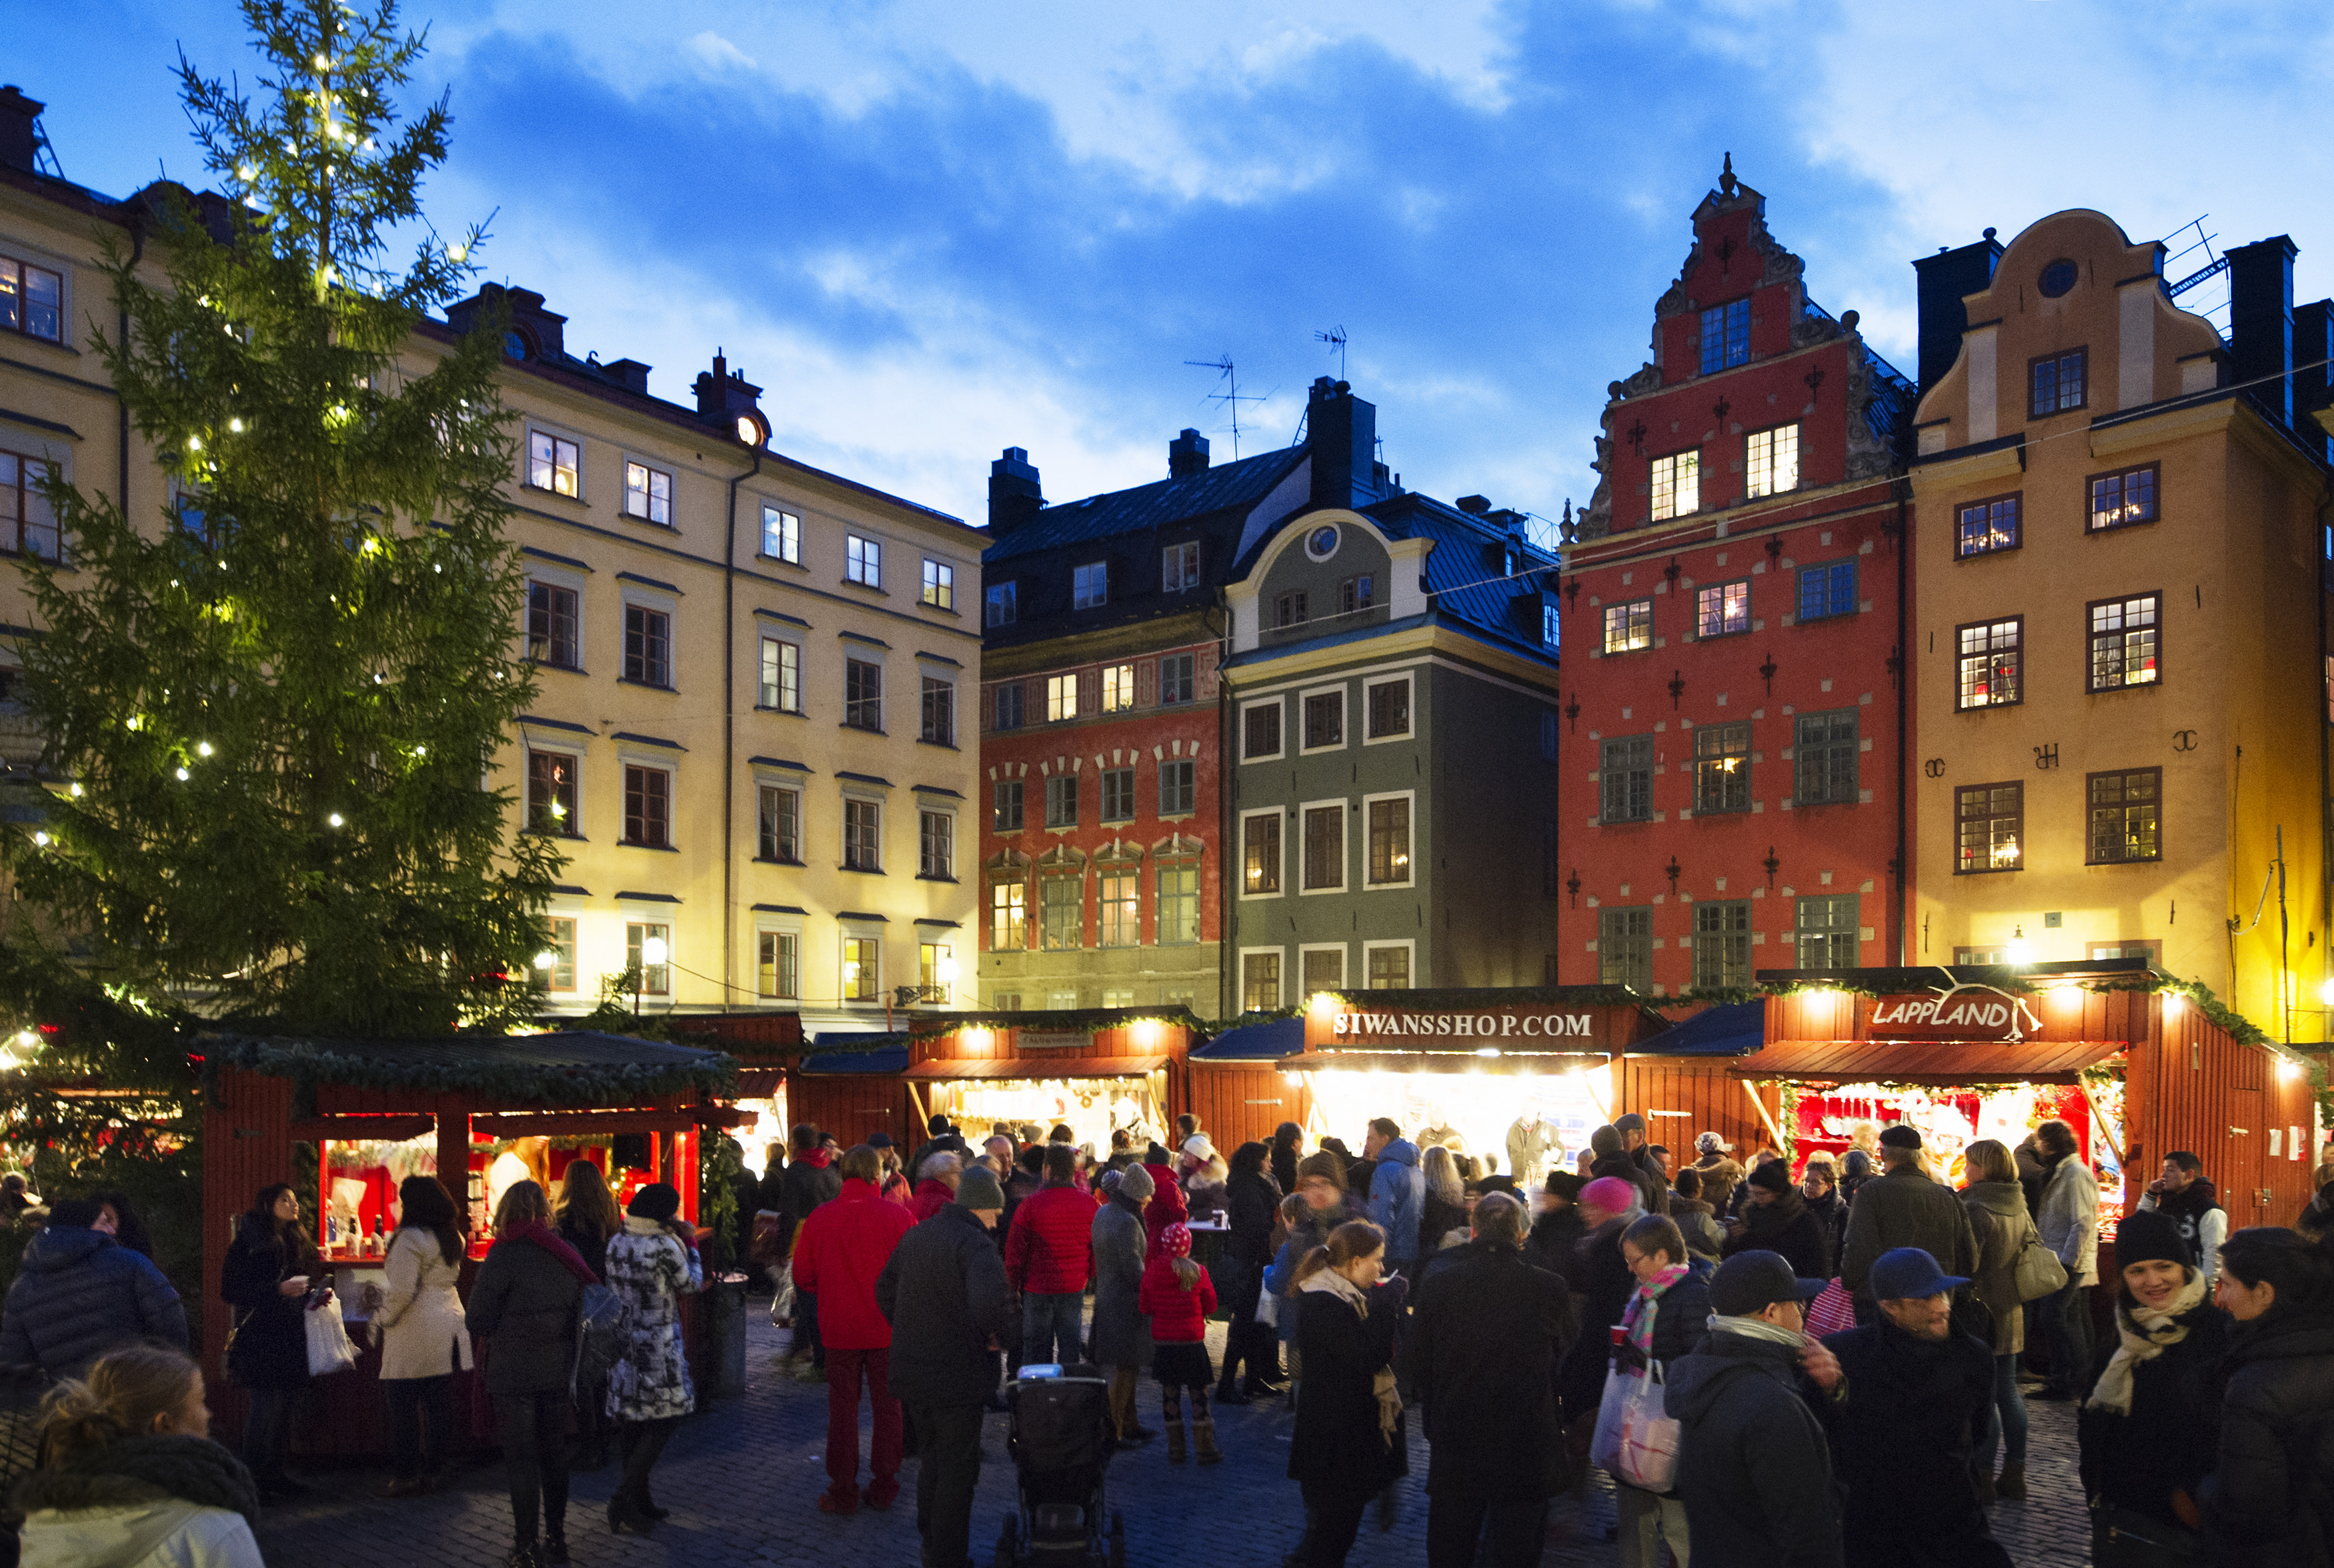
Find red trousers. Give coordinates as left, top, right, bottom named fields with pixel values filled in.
left=825, top=1345, right=903, bottom=1490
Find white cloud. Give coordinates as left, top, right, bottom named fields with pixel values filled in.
left=684, top=30, right=756, bottom=72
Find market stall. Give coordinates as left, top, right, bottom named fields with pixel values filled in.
left=1615, top=1000, right=1777, bottom=1164
left=1283, top=989, right=1672, bottom=1182
left=788, top=1034, right=910, bottom=1148
left=905, top=1007, right=1202, bottom=1154
left=1186, top=1015, right=1309, bottom=1151
left=199, top=1030, right=739, bottom=1460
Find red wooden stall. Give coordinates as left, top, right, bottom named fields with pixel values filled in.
left=904, top=1007, right=1202, bottom=1153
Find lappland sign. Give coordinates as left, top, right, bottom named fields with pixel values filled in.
left=1867, top=983, right=2042, bottom=1043
left=1331, top=1009, right=1598, bottom=1043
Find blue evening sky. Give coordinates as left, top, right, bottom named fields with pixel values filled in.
left=14, top=2, right=2334, bottom=535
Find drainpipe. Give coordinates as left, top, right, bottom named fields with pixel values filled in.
left=1214, top=595, right=1234, bottom=1017
left=1894, top=482, right=1910, bottom=964
left=722, top=443, right=764, bottom=1010
left=2319, top=475, right=2333, bottom=1039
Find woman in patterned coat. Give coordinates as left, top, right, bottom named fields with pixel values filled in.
left=602, top=1182, right=703, bottom=1534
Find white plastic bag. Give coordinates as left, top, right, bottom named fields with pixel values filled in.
left=1254, top=1287, right=1279, bottom=1327
left=305, top=1301, right=359, bottom=1377
left=1590, top=1360, right=1680, bottom=1494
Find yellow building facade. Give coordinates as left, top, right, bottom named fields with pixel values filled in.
left=0, top=102, right=980, bottom=1033
left=1910, top=208, right=2332, bottom=1041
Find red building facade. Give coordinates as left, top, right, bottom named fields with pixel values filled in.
left=1557, top=164, right=1916, bottom=995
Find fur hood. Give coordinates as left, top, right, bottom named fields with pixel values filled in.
left=12, top=1435, right=259, bottom=1521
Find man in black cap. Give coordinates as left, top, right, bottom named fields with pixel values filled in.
left=1839, top=1125, right=1977, bottom=1315
left=1589, top=1123, right=1667, bottom=1217
left=1667, top=1250, right=1844, bottom=1567
left=1819, top=1248, right=2011, bottom=1568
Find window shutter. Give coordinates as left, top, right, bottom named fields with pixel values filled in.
left=1136, top=660, right=1157, bottom=707
left=1080, top=667, right=1099, bottom=712
left=980, top=684, right=994, bottom=732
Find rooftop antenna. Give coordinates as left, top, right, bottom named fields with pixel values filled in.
left=1314, top=325, right=1348, bottom=383
left=1184, top=355, right=1263, bottom=459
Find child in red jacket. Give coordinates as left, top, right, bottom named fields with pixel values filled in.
left=1136, top=1221, right=1220, bottom=1465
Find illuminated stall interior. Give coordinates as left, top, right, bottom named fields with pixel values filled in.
left=909, top=1061, right=1165, bottom=1155
left=1290, top=1053, right=1613, bottom=1180
left=905, top=1009, right=1200, bottom=1157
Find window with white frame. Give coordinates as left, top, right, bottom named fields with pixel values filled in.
left=757, top=783, right=801, bottom=862
left=1046, top=673, right=1078, bottom=723
left=1745, top=424, right=1799, bottom=497
left=1098, top=865, right=1138, bottom=946
left=1956, top=618, right=2022, bottom=709
left=1242, top=950, right=1282, bottom=1011
left=1101, top=663, right=1135, bottom=712
left=527, top=582, right=580, bottom=669
left=1163, top=541, right=1200, bottom=592
left=844, top=797, right=882, bottom=871
left=1603, top=599, right=1652, bottom=653
left=758, top=930, right=799, bottom=999
left=1302, top=690, right=1344, bottom=750
left=1242, top=701, right=1282, bottom=761
left=846, top=534, right=882, bottom=587
left=1242, top=811, right=1282, bottom=895
left=622, top=765, right=670, bottom=848
left=1302, top=947, right=1345, bottom=993
left=1274, top=590, right=1308, bottom=628
left=0, top=255, right=65, bottom=342
left=1366, top=677, right=1410, bottom=739
left=920, top=941, right=954, bottom=1003
left=844, top=658, right=883, bottom=731
left=990, top=879, right=1027, bottom=950
left=527, top=430, right=579, bottom=497
left=920, top=675, right=955, bottom=744
left=1651, top=450, right=1700, bottom=520
left=623, top=605, right=672, bottom=687
left=922, top=559, right=954, bottom=609
left=622, top=459, right=673, bottom=525
left=526, top=751, right=578, bottom=836
left=761, top=504, right=800, bottom=563
left=919, top=809, right=954, bottom=878
left=1698, top=299, right=1750, bottom=374
left=1156, top=861, right=1198, bottom=945
left=1074, top=561, right=1108, bottom=609
left=1365, top=943, right=1411, bottom=990
left=1302, top=805, right=1344, bottom=891
left=542, top=915, right=578, bottom=992
left=626, top=921, right=671, bottom=995
left=759, top=637, right=800, bottom=712
left=842, top=936, right=880, bottom=1001
left=1366, top=795, right=1411, bottom=885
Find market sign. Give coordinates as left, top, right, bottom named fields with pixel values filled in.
left=1016, top=1031, right=1091, bottom=1051
left=1867, top=983, right=2042, bottom=1043
left=1330, top=1008, right=1600, bottom=1045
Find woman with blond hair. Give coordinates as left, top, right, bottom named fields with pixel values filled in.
left=17, top=1343, right=261, bottom=1567
left=372, top=1175, right=470, bottom=1497
left=469, top=1179, right=595, bottom=1567
left=1960, top=1139, right=2035, bottom=1503
left=1418, top=1144, right=1468, bottom=1255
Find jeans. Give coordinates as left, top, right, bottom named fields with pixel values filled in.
left=1428, top=1479, right=1552, bottom=1568
left=825, top=1345, right=904, bottom=1492
left=2044, top=1279, right=2094, bottom=1395
left=1616, top=1481, right=1690, bottom=1567
left=241, top=1386, right=297, bottom=1485
left=383, top=1375, right=451, bottom=1481
left=1298, top=1480, right=1374, bottom=1567
left=908, top=1401, right=985, bottom=1568
left=1020, top=1291, right=1084, bottom=1367
left=1983, top=1351, right=2030, bottom=1469
left=494, top=1391, right=571, bottom=1545
left=616, top=1416, right=678, bottom=1512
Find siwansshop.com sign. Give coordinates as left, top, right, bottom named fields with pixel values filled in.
left=1332, top=1010, right=1598, bottom=1043
left=1867, top=985, right=2041, bottom=1043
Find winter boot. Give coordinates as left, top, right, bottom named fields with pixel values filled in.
left=1996, top=1463, right=2027, bottom=1501
left=1193, top=1418, right=1222, bottom=1465
left=1165, top=1419, right=1187, bottom=1465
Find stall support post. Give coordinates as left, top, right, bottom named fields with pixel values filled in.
left=435, top=1097, right=471, bottom=1241
left=1742, top=1077, right=1790, bottom=1155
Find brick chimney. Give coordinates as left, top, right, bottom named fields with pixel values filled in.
left=2227, top=235, right=2297, bottom=428
left=1306, top=377, right=1380, bottom=512
left=693, top=350, right=763, bottom=427
left=989, top=447, right=1043, bottom=533
left=0, top=87, right=44, bottom=175
left=1169, top=427, right=1210, bottom=479
left=1911, top=229, right=2003, bottom=395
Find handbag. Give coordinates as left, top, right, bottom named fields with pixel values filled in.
left=2091, top=1504, right=2198, bottom=1567
left=572, top=1281, right=630, bottom=1395
left=2013, top=1218, right=2070, bottom=1302
left=1589, top=1359, right=1680, bottom=1493
left=304, top=1299, right=360, bottom=1377
left=1253, top=1287, right=1279, bottom=1328
left=1805, top=1277, right=1856, bottom=1339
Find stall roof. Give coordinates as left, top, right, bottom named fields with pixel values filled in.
left=1729, top=1038, right=2122, bottom=1085
left=800, top=1043, right=912, bottom=1075
left=1191, top=1017, right=1304, bottom=1060
left=199, top=1029, right=734, bottom=1104
left=907, top=1005, right=1201, bottom=1035
left=1633, top=1001, right=1764, bottom=1057
left=903, top=1055, right=1168, bottom=1081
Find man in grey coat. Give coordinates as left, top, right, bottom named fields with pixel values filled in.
left=1088, top=1164, right=1154, bottom=1445
left=1839, top=1125, right=1977, bottom=1309
left=2030, top=1119, right=2098, bottom=1400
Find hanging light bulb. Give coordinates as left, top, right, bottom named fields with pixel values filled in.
left=327, top=813, right=345, bottom=827
left=174, top=767, right=189, bottom=781
left=195, top=742, right=213, bottom=757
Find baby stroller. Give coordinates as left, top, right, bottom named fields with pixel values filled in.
left=995, top=1363, right=1125, bottom=1568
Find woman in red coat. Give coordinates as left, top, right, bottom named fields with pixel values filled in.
left=1137, top=1221, right=1219, bottom=1465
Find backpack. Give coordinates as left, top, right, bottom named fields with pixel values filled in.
left=572, top=1281, right=630, bottom=1393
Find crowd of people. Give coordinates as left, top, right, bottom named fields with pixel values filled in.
left=0, top=1109, right=2326, bottom=1567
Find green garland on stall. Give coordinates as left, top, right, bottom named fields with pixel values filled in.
left=197, top=1033, right=735, bottom=1109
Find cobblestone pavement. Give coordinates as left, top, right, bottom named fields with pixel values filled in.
left=255, top=1308, right=2097, bottom=1567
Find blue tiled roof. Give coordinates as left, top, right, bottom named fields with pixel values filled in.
left=1361, top=493, right=1561, bottom=660
left=801, top=1035, right=911, bottom=1074
left=984, top=447, right=1308, bottom=564
left=1636, top=1001, right=1764, bottom=1057
left=1191, top=1016, right=1304, bottom=1061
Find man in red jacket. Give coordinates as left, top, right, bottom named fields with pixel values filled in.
left=1003, top=1144, right=1095, bottom=1367
left=793, top=1143, right=918, bottom=1514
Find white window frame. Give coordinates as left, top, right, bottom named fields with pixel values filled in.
left=1162, top=541, right=1200, bottom=592
left=540, top=909, right=582, bottom=994
left=1746, top=423, right=1800, bottom=499
left=1238, top=808, right=1286, bottom=899
left=1074, top=561, right=1108, bottom=609
left=1650, top=449, right=1699, bottom=521
left=1362, top=789, right=1416, bottom=889
left=758, top=635, right=802, bottom=713
left=1298, top=685, right=1348, bottom=755
left=621, top=455, right=675, bottom=526
left=1101, top=663, right=1135, bottom=713
left=0, top=245, right=71, bottom=347
left=1362, top=673, right=1414, bottom=745
left=754, top=776, right=804, bottom=863
left=526, top=424, right=584, bottom=499
left=920, top=940, right=956, bottom=1005
left=846, top=533, right=882, bottom=589
left=842, top=791, right=884, bottom=872
left=760, top=503, right=802, bottom=563
left=626, top=919, right=672, bottom=995
left=840, top=931, right=882, bottom=1004
left=922, top=558, right=956, bottom=610
left=1238, top=946, right=1286, bottom=1011
left=1046, top=673, right=1079, bottom=723
left=1298, top=943, right=1349, bottom=995
left=1298, top=797, right=1348, bottom=895
left=755, top=916, right=804, bottom=1000
left=1362, top=939, right=1416, bottom=991
left=918, top=805, right=956, bottom=879
left=986, top=581, right=1017, bottom=627
left=1240, top=696, right=1285, bottom=763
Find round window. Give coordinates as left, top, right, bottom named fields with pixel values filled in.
left=1304, top=525, right=1340, bottom=561
left=502, top=329, right=530, bottom=361
left=2038, top=259, right=2079, bottom=299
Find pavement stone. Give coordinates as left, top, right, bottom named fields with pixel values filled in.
left=253, top=1307, right=2098, bottom=1565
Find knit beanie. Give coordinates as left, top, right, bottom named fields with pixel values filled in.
left=1159, top=1221, right=1192, bottom=1258
left=955, top=1165, right=1006, bottom=1210
left=626, top=1183, right=681, bottom=1222
left=1748, top=1159, right=1794, bottom=1195
left=1580, top=1176, right=1638, bottom=1217
left=1182, top=1134, right=1216, bottom=1163
left=1117, top=1163, right=1156, bottom=1201
left=1295, top=1150, right=1348, bottom=1192
left=1589, top=1125, right=1623, bottom=1159
left=2114, top=1207, right=2193, bottom=1271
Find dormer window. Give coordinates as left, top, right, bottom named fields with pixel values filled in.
left=1074, top=561, right=1108, bottom=609
left=1699, top=299, right=1750, bottom=374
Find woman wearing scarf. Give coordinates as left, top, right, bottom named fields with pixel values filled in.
left=468, top=1178, right=598, bottom=1567
left=1720, top=1160, right=1833, bottom=1283
left=1287, top=1220, right=1407, bottom=1568
left=602, top=1181, right=705, bottom=1535
left=2073, top=1209, right=2227, bottom=1565
left=1611, top=1215, right=1712, bottom=1568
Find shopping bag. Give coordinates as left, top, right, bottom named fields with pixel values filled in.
left=1253, top=1287, right=1279, bottom=1328
left=769, top=1260, right=796, bottom=1327
left=1805, top=1277, right=1857, bottom=1339
left=2013, top=1220, right=2069, bottom=1303
left=1589, top=1361, right=1680, bottom=1493
left=305, top=1301, right=359, bottom=1377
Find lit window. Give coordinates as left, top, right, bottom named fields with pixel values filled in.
left=920, top=942, right=954, bottom=1002
left=985, top=581, right=1016, bottom=627
left=622, top=605, right=670, bottom=687
left=1695, top=580, right=1750, bottom=638
left=922, top=559, right=955, bottom=609
left=2030, top=349, right=2088, bottom=418
left=2088, top=594, right=2160, bottom=691
left=1957, top=495, right=2021, bottom=558
left=1242, top=951, right=1282, bottom=1010
left=841, top=936, right=880, bottom=1001
left=1745, top=425, right=1799, bottom=497
left=543, top=917, right=577, bottom=993
left=527, top=582, right=579, bottom=669
left=626, top=922, right=671, bottom=995
left=758, top=931, right=798, bottom=999
left=1543, top=603, right=1559, bottom=648
left=920, top=675, right=955, bottom=745
left=1046, top=673, right=1078, bottom=722
left=1797, top=561, right=1856, bottom=621
left=2089, top=466, right=2159, bottom=532
left=1242, top=812, right=1282, bottom=895
left=527, top=431, right=579, bottom=497
left=758, top=637, right=800, bottom=712
left=1366, top=945, right=1410, bottom=989
left=1101, top=663, right=1135, bottom=711
left=1603, top=599, right=1653, bottom=653
left=990, top=880, right=1027, bottom=950
left=1956, top=782, right=2023, bottom=873
left=1651, top=451, right=1700, bottom=520
left=1074, top=561, right=1108, bottom=609
left=2089, top=769, right=2161, bottom=864
left=1157, top=862, right=1198, bottom=945
left=622, top=765, right=670, bottom=848
left=1098, top=867, right=1138, bottom=947
left=526, top=751, right=577, bottom=835
left=1956, top=619, right=2022, bottom=709
left=919, top=809, right=954, bottom=878
left=844, top=659, right=882, bottom=731
left=622, top=460, right=673, bottom=525
left=1163, top=541, right=1200, bottom=592
left=1698, top=299, right=1750, bottom=374
left=1692, top=722, right=1750, bottom=814
left=0, top=255, right=65, bottom=342
left=761, top=505, right=800, bottom=562
left=1367, top=797, right=1410, bottom=885
left=757, top=784, right=800, bottom=862
left=844, top=798, right=882, bottom=871
left=1302, top=949, right=1344, bottom=991
left=846, top=534, right=882, bottom=587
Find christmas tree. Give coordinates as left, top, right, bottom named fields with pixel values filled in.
left=3, top=0, right=560, bottom=1047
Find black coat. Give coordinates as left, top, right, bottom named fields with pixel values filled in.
left=555, top=1217, right=612, bottom=1283
left=2201, top=1311, right=2334, bottom=1565
left=1288, top=1277, right=1408, bottom=1493
left=1724, top=1192, right=1834, bottom=1283
left=1667, top=1329, right=1844, bottom=1568
left=1270, top=1141, right=1300, bottom=1199
left=1418, top=1193, right=1468, bottom=1257
left=2075, top=1296, right=2229, bottom=1530
left=1555, top=1215, right=1635, bottom=1421
left=1614, top=1255, right=1714, bottom=1373
left=1224, top=1171, right=1279, bottom=1265
left=875, top=1204, right=1013, bottom=1409
left=781, top=1157, right=842, bottom=1225
left=1401, top=1241, right=1571, bottom=1493
left=220, top=1213, right=321, bottom=1391
left=1591, top=1153, right=1663, bottom=1217
left=466, top=1233, right=584, bottom=1395
left=1821, top=1319, right=2007, bottom=1568
left=1525, top=1207, right=1587, bottom=1290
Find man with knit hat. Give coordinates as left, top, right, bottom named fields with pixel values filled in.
left=1090, top=1161, right=1156, bottom=1443
left=1817, top=1248, right=2010, bottom=1567
left=876, top=1165, right=1014, bottom=1568
left=1840, top=1124, right=1978, bottom=1315
left=1667, top=1251, right=1844, bottom=1567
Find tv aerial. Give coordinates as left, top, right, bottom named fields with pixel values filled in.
left=1184, top=355, right=1265, bottom=459
left=1315, top=326, right=1348, bottom=383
